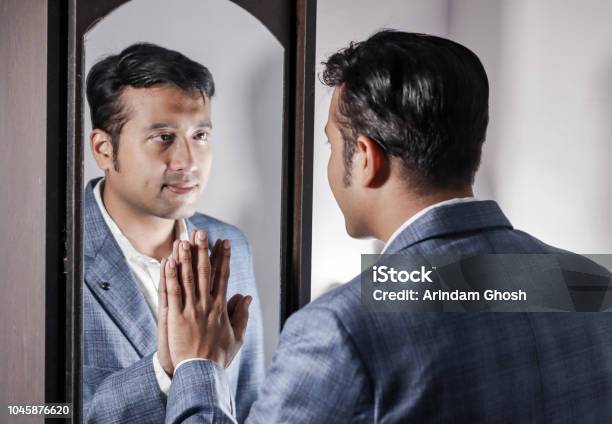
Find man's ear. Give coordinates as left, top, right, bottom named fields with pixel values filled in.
left=355, top=135, right=389, bottom=188
left=90, top=129, right=114, bottom=172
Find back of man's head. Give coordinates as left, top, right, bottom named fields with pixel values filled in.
left=321, top=30, right=489, bottom=193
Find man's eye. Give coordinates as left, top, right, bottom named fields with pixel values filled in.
left=154, top=133, right=175, bottom=143
left=195, top=131, right=209, bottom=143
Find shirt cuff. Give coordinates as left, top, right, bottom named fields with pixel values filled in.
left=175, top=357, right=212, bottom=372
left=152, top=351, right=172, bottom=397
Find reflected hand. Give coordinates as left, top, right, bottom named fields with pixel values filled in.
left=162, top=232, right=252, bottom=369
left=158, top=232, right=202, bottom=376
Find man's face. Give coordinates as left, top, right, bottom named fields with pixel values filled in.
left=103, top=85, right=212, bottom=220
left=325, top=88, right=363, bottom=237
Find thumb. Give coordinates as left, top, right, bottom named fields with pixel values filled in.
left=229, top=295, right=252, bottom=343
left=157, top=258, right=169, bottom=341
left=227, top=293, right=244, bottom=317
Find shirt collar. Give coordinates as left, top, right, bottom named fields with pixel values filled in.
left=93, top=178, right=188, bottom=262
left=381, top=197, right=477, bottom=254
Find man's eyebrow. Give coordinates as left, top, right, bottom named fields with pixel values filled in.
left=145, top=122, right=178, bottom=131
left=196, top=121, right=213, bottom=129
left=144, top=121, right=213, bottom=131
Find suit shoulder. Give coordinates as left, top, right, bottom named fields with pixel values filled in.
left=511, top=229, right=572, bottom=254
left=293, top=275, right=362, bottom=327
left=508, top=230, right=612, bottom=276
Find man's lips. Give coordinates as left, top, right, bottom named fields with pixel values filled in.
left=164, top=183, right=198, bottom=194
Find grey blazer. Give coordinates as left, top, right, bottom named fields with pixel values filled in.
left=166, top=200, right=612, bottom=423
left=83, top=178, right=264, bottom=423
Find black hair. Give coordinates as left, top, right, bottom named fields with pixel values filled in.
left=86, top=43, right=215, bottom=166
left=321, top=30, right=489, bottom=190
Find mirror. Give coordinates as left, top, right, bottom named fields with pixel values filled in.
left=311, top=0, right=612, bottom=299
left=81, top=0, right=283, bottom=421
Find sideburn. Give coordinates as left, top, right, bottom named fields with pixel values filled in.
left=110, top=134, right=120, bottom=172
left=340, top=127, right=357, bottom=187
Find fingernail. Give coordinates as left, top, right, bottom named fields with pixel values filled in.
left=168, top=259, right=176, bottom=269
left=182, top=241, right=190, bottom=250
left=223, top=239, right=231, bottom=249
left=197, top=230, right=206, bottom=241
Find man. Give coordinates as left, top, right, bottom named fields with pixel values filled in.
left=83, top=43, right=264, bottom=423
left=160, top=31, right=612, bottom=422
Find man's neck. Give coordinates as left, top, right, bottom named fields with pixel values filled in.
left=374, top=186, right=474, bottom=244
left=101, top=181, right=176, bottom=260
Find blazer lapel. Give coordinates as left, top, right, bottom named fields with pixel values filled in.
left=185, top=217, right=216, bottom=250
left=385, top=200, right=514, bottom=254
left=83, top=179, right=157, bottom=357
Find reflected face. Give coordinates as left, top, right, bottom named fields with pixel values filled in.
left=105, top=85, right=213, bottom=219
left=325, top=88, right=361, bottom=236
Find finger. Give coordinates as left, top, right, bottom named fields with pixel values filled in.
left=212, top=239, right=231, bottom=304
left=172, top=239, right=184, bottom=304
left=189, top=228, right=200, bottom=294
left=195, top=230, right=212, bottom=305
left=190, top=229, right=199, bottom=298
left=172, top=239, right=180, bottom=261
left=157, top=258, right=169, bottom=349
left=230, top=295, right=252, bottom=343
left=164, top=258, right=183, bottom=313
left=227, top=293, right=244, bottom=317
left=158, top=257, right=168, bottom=310
left=209, top=239, right=222, bottom=286
left=179, top=240, right=196, bottom=309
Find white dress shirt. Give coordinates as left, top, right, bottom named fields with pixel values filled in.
left=93, top=179, right=188, bottom=395
left=381, top=197, right=477, bottom=253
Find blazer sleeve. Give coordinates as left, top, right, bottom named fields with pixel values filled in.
left=84, top=352, right=166, bottom=423
left=165, top=305, right=370, bottom=423
left=233, top=239, right=265, bottom=421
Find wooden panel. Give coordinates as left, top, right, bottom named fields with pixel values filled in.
left=0, top=0, right=48, bottom=421
left=46, top=0, right=70, bottom=410
left=281, top=0, right=317, bottom=322
left=231, top=0, right=290, bottom=48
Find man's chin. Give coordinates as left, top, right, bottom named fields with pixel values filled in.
left=345, top=221, right=360, bottom=239
left=156, top=204, right=198, bottom=220
left=345, top=220, right=370, bottom=240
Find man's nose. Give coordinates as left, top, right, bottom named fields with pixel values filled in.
left=168, top=136, right=197, bottom=172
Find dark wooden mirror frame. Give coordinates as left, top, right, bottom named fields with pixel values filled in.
left=45, top=0, right=316, bottom=420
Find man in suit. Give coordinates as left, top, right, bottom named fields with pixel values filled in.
left=160, top=31, right=612, bottom=423
left=82, top=43, right=264, bottom=423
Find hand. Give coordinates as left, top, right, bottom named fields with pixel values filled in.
left=157, top=257, right=175, bottom=376
left=156, top=238, right=184, bottom=377
left=162, top=231, right=252, bottom=369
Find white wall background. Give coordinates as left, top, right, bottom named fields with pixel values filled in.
left=83, top=0, right=283, bottom=365
left=312, top=0, right=612, bottom=298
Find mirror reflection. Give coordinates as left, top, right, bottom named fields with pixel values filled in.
left=81, top=0, right=282, bottom=421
